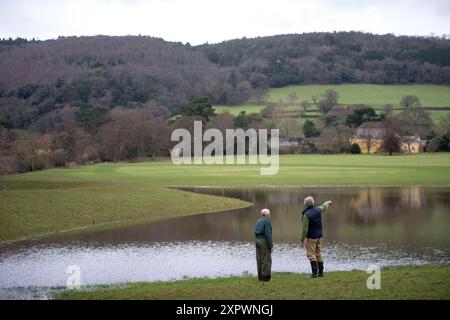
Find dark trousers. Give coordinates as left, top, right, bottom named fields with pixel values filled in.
left=255, top=236, right=272, bottom=281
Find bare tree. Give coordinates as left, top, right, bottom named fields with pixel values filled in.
left=96, top=107, right=171, bottom=161
left=207, top=113, right=234, bottom=135
left=317, top=89, right=339, bottom=115
left=398, top=106, right=432, bottom=148
left=381, top=104, right=394, bottom=118
left=279, top=118, right=298, bottom=138
left=254, top=89, right=267, bottom=103
left=358, top=129, right=376, bottom=153
left=400, top=95, right=421, bottom=109
left=321, top=126, right=352, bottom=153
left=382, top=118, right=401, bottom=155
left=438, top=113, right=450, bottom=134
left=11, top=134, right=52, bottom=171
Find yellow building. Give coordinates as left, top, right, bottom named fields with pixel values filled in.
left=350, top=137, right=383, bottom=153
left=350, top=125, right=422, bottom=154
left=400, top=137, right=422, bottom=153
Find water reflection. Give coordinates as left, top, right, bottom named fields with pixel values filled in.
left=180, top=186, right=450, bottom=248
left=2, top=186, right=448, bottom=250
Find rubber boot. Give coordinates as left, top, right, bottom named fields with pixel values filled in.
left=310, top=261, right=318, bottom=278
left=318, top=261, right=324, bottom=277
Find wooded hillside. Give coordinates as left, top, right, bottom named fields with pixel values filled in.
left=1, top=32, right=449, bottom=130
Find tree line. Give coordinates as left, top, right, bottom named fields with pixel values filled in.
left=196, top=32, right=450, bottom=87
left=0, top=96, right=271, bottom=174
left=1, top=33, right=449, bottom=133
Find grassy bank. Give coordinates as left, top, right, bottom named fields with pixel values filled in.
left=56, top=265, right=450, bottom=300
left=1, top=153, right=450, bottom=242
left=0, top=180, right=251, bottom=242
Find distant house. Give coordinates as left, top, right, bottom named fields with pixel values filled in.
left=350, top=123, right=422, bottom=154
left=280, top=138, right=299, bottom=148
left=401, top=136, right=422, bottom=153
left=279, top=137, right=300, bottom=153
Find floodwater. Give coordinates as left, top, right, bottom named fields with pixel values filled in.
left=0, top=186, right=449, bottom=299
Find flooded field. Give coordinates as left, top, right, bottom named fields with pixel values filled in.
left=1, top=186, right=449, bottom=299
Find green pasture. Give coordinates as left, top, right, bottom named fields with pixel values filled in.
left=213, top=84, right=450, bottom=122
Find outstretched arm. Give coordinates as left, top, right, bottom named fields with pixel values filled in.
left=318, top=201, right=332, bottom=213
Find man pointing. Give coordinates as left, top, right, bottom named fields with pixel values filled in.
left=300, top=196, right=332, bottom=278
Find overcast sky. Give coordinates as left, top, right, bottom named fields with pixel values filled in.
left=1, top=0, right=449, bottom=44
